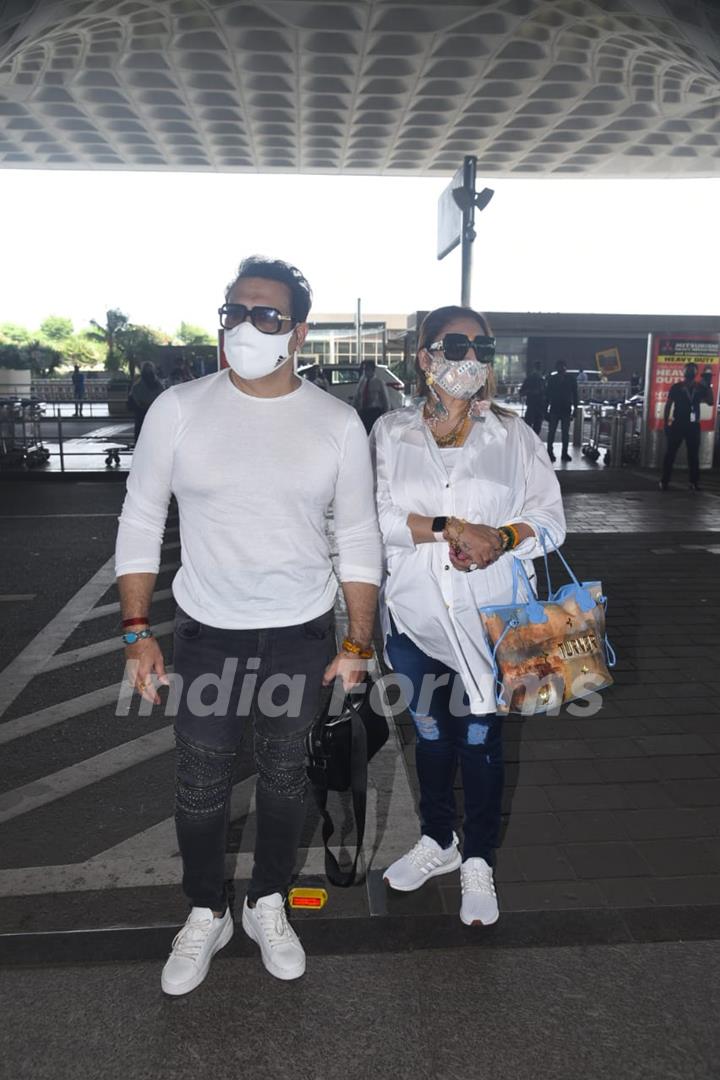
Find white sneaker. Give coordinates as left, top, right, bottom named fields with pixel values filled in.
left=383, top=833, right=462, bottom=892
left=460, top=857, right=499, bottom=926
left=161, top=906, right=234, bottom=996
left=242, top=893, right=305, bottom=981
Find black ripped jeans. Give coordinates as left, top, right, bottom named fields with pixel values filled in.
left=172, top=606, right=334, bottom=911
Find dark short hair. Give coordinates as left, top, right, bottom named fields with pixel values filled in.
left=225, top=256, right=312, bottom=324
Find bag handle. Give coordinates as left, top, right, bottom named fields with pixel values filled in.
left=536, top=526, right=584, bottom=596
left=511, top=557, right=548, bottom=623
left=312, top=705, right=368, bottom=888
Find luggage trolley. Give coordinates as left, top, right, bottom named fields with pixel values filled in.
left=0, top=397, right=50, bottom=470
left=581, top=403, right=612, bottom=463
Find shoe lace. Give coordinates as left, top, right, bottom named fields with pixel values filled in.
left=408, top=838, right=442, bottom=867
left=257, top=904, right=294, bottom=949
left=170, top=917, right=213, bottom=960
left=462, top=865, right=496, bottom=896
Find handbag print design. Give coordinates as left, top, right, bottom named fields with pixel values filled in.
left=479, top=529, right=616, bottom=715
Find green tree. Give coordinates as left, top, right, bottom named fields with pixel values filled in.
left=117, top=324, right=168, bottom=382
left=40, top=315, right=74, bottom=342
left=177, top=321, right=214, bottom=345
left=0, top=323, right=32, bottom=347
left=87, top=308, right=129, bottom=371
left=58, top=334, right=105, bottom=368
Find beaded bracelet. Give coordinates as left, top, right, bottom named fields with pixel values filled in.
left=341, top=636, right=374, bottom=660
left=498, top=524, right=520, bottom=551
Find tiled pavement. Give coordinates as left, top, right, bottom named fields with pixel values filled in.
left=1, top=463, right=719, bottom=962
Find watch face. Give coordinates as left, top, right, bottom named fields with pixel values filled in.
left=432, top=516, right=447, bottom=533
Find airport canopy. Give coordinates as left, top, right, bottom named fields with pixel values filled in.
left=1, top=0, right=719, bottom=176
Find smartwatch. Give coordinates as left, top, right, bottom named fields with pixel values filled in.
left=431, top=515, right=448, bottom=542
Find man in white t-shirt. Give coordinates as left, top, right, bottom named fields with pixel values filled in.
left=115, top=256, right=382, bottom=994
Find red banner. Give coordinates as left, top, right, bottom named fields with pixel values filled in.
left=646, top=334, right=720, bottom=433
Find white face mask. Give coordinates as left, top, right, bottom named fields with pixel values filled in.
left=224, top=321, right=293, bottom=380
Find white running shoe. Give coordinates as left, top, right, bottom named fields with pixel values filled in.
left=161, top=906, right=234, bottom=996
left=460, top=857, right=499, bottom=926
left=383, top=833, right=462, bottom=892
left=242, top=893, right=306, bottom=981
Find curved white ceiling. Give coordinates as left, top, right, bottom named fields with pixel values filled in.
left=0, top=0, right=718, bottom=175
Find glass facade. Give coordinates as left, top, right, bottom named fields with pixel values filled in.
left=493, top=335, right=528, bottom=391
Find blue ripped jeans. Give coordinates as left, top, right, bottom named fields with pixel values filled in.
left=386, top=621, right=504, bottom=866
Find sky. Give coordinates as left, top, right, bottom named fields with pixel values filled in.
left=1, top=169, right=718, bottom=336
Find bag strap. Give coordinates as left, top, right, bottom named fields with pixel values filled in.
left=511, top=557, right=547, bottom=623
left=313, top=708, right=369, bottom=888
left=536, top=526, right=583, bottom=596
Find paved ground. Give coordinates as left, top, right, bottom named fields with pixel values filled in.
left=1, top=459, right=719, bottom=1077
left=2, top=942, right=718, bottom=1080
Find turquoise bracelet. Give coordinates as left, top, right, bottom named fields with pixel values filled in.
left=122, top=627, right=154, bottom=645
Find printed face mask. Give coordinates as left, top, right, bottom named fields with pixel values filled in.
left=224, top=321, right=293, bottom=380
left=427, top=355, right=491, bottom=399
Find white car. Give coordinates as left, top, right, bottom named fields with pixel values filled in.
left=298, top=363, right=406, bottom=410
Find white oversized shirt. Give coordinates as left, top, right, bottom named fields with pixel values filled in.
left=115, top=371, right=382, bottom=628
left=370, top=404, right=567, bottom=714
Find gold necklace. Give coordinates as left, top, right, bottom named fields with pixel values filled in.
left=431, top=408, right=470, bottom=448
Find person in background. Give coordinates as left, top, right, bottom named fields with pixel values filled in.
left=545, top=360, right=578, bottom=463
left=169, top=358, right=194, bottom=386
left=660, top=363, right=714, bottom=492
left=304, top=365, right=330, bottom=392
left=355, top=358, right=391, bottom=434
left=128, top=362, right=164, bottom=442
left=519, top=362, right=546, bottom=435
left=71, top=364, right=85, bottom=417
left=371, top=304, right=565, bottom=928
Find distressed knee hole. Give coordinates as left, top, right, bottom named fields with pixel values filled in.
left=467, top=721, right=489, bottom=746
left=412, top=713, right=440, bottom=741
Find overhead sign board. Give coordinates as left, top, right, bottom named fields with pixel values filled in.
left=437, top=164, right=465, bottom=260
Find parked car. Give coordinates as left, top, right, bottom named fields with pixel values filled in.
left=298, top=363, right=406, bottom=410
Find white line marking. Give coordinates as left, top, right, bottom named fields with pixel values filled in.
left=0, top=726, right=174, bottom=824
left=80, top=588, right=174, bottom=621
left=0, top=683, right=122, bottom=746
left=0, top=848, right=335, bottom=897
left=40, top=621, right=175, bottom=673
left=0, top=514, right=120, bottom=519
left=0, top=554, right=117, bottom=718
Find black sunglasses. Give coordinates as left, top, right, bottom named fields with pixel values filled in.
left=428, top=333, right=496, bottom=363
left=218, top=303, right=293, bottom=335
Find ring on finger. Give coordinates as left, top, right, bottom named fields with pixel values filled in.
left=468, top=562, right=479, bottom=571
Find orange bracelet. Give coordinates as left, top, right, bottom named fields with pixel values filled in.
left=341, top=637, right=374, bottom=660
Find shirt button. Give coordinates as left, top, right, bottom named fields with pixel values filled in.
left=445, top=483, right=450, bottom=488
left=444, top=564, right=450, bottom=571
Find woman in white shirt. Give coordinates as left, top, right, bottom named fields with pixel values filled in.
left=370, top=305, right=566, bottom=926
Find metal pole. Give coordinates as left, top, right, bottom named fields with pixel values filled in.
left=57, top=414, right=64, bottom=473
left=356, top=298, right=362, bottom=365
left=460, top=155, right=477, bottom=307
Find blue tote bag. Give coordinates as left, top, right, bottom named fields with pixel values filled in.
left=479, top=530, right=616, bottom=715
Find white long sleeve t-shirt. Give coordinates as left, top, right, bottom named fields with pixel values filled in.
left=115, top=371, right=383, bottom=628
left=370, top=405, right=567, bottom=713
